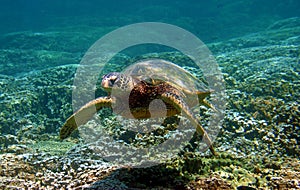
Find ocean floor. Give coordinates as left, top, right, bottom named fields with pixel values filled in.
left=0, top=18, right=299, bottom=189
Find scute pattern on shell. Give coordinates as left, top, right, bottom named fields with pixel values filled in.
left=123, top=59, right=210, bottom=93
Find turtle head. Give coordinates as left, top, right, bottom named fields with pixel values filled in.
left=101, top=72, right=136, bottom=94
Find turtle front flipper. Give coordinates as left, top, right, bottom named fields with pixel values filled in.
left=160, top=92, right=217, bottom=156
left=60, top=97, right=114, bottom=140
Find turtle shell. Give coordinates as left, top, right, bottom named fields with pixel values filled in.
left=123, top=59, right=209, bottom=94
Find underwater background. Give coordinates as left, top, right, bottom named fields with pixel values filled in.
left=0, top=0, right=299, bottom=189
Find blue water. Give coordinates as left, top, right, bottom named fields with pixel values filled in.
left=1, top=0, right=299, bottom=42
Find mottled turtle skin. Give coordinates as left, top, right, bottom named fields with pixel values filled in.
left=60, top=71, right=217, bottom=155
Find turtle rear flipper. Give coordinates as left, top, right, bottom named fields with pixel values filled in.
left=160, top=92, right=217, bottom=156
left=60, top=97, right=114, bottom=140
left=196, top=91, right=219, bottom=113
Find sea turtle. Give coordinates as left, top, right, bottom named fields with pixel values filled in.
left=60, top=59, right=217, bottom=155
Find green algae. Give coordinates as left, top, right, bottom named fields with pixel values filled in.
left=28, top=140, right=76, bottom=156
left=0, top=17, right=300, bottom=189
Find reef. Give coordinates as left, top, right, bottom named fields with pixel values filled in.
left=0, top=18, right=299, bottom=189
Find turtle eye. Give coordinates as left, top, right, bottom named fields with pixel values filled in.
left=108, top=75, right=118, bottom=86
left=109, top=77, right=117, bottom=85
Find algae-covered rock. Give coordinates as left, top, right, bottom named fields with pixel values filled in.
left=0, top=18, right=299, bottom=189
left=0, top=65, right=76, bottom=136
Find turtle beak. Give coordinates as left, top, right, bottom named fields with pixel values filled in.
left=101, top=78, right=110, bottom=88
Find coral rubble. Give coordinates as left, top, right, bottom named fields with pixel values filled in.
left=0, top=18, right=299, bottom=189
